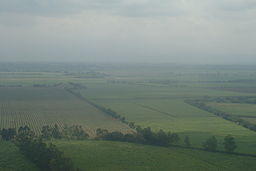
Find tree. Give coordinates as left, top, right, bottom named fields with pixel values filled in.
left=184, top=136, right=190, bottom=147
left=96, top=128, right=109, bottom=139
left=203, top=136, right=218, bottom=151
left=16, top=125, right=35, bottom=143
left=0, top=128, right=16, bottom=141
left=69, top=125, right=88, bottom=140
left=135, top=125, right=143, bottom=133
left=156, top=129, right=169, bottom=146
left=41, top=125, right=52, bottom=139
left=62, top=125, right=88, bottom=140
left=168, top=132, right=179, bottom=144
left=105, top=131, right=124, bottom=141
left=223, top=135, right=237, bottom=152
left=15, top=126, right=76, bottom=171
left=128, top=122, right=135, bottom=129
left=140, top=127, right=156, bottom=144
left=52, top=124, right=62, bottom=139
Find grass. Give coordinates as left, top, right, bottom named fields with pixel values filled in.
left=54, top=140, right=256, bottom=171
left=0, top=141, right=37, bottom=171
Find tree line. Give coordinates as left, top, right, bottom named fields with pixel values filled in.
left=202, top=135, right=237, bottom=152
left=185, top=99, right=256, bottom=131
left=96, top=126, right=179, bottom=147
left=64, top=88, right=129, bottom=125
left=0, top=124, right=238, bottom=168
left=0, top=125, right=237, bottom=153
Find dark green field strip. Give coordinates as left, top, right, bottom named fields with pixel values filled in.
left=237, top=115, right=256, bottom=118
left=172, top=143, right=256, bottom=158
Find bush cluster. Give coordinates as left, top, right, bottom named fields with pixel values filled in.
left=41, top=124, right=89, bottom=140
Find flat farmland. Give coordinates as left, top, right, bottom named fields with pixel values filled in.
left=0, top=87, right=132, bottom=136
left=72, top=77, right=256, bottom=154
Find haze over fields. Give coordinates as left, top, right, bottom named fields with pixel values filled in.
left=0, top=0, right=256, bottom=64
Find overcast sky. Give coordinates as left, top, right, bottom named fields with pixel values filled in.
left=0, top=0, right=255, bottom=64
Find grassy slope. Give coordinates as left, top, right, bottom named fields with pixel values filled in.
left=54, top=140, right=256, bottom=171
left=0, top=141, right=37, bottom=171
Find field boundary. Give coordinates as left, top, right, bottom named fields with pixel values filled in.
left=135, top=103, right=176, bottom=117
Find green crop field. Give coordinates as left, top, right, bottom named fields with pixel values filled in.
left=54, top=140, right=256, bottom=171
left=0, top=87, right=132, bottom=136
left=0, top=141, right=37, bottom=171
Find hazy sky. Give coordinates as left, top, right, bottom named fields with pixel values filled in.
left=0, top=0, right=256, bottom=64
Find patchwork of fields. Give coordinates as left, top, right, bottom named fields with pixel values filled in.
left=64, top=67, right=256, bottom=155
left=0, top=65, right=256, bottom=170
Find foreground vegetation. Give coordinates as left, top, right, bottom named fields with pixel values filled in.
left=54, top=140, right=256, bottom=171
left=0, top=141, right=37, bottom=170
left=0, top=123, right=246, bottom=170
